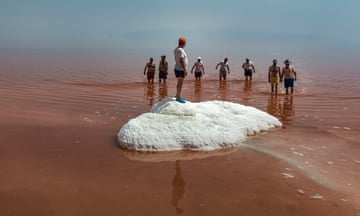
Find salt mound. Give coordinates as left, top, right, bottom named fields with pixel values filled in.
left=118, top=97, right=282, bottom=151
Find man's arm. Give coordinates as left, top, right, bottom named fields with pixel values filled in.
left=165, top=62, right=168, bottom=71
left=144, top=64, right=148, bottom=75
left=180, top=57, right=187, bottom=76
left=277, top=67, right=282, bottom=82
left=191, top=63, right=195, bottom=74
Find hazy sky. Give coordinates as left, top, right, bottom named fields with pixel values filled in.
left=1, top=0, right=359, bottom=67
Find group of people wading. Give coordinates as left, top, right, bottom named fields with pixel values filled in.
left=144, top=37, right=297, bottom=102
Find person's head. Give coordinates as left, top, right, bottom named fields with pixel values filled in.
left=197, top=56, right=202, bottom=62
left=178, top=37, right=187, bottom=47
left=273, top=59, right=277, bottom=65
left=149, top=57, right=153, bottom=62
left=161, top=55, right=166, bottom=60
left=284, top=59, right=290, bottom=66
left=224, top=57, right=228, bottom=63
left=246, top=58, right=249, bottom=63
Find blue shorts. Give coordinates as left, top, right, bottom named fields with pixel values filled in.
left=244, top=69, right=253, bottom=77
left=284, top=78, right=294, bottom=88
left=174, top=69, right=185, bottom=78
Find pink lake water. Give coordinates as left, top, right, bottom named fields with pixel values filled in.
left=0, top=56, right=359, bottom=215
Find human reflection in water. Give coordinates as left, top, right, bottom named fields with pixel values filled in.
left=171, top=160, right=186, bottom=215
left=281, top=95, right=295, bottom=122
left=266, top=94, right=282, bottom=118
left=243, top=79, right=252, bottom=92
left=218, top=80, right=227, bottom=100
left=158, top=82, right=168, bottom=100
left=193, top=80, right=202, bottom=102
left=144, top=83, right=155, bottom=107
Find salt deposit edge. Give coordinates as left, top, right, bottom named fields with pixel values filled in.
left=118, top=97, right=282, bottom=152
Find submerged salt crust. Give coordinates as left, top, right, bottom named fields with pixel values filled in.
left=118, top=97, right=282, bottom=151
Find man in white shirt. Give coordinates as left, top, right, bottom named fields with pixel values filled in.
left=242, top=58, right=256, bottom=81
left=216, top=57, right=230, bottom=80
left=173, top=37, right=188, bottom=103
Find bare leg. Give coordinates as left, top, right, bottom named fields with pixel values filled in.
left=275, top=84, right=278, bottom=95
left=176, top=78, right=184, bottom=100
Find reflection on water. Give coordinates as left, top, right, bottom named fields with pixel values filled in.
left=218, top=80, right=227, bottom=100
left=171, top=160, right=186, bottom=215
left=243, top=79, right=252, bottom=92
left=158, top=83, right=168, bottom=100
left=144, top=83, right=155, bottom=106
left=242, top=80, right=253, bottom=102
left=266, top=95, right=295, bottom=125
left=267, top=95, right=282, bottom=117
left=193, top=81, right=202, bottom=102
left=144, top=83, right=169, bottom=107
left=281, top=95, right=295, bottom=123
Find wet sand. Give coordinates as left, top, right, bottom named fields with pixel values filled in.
left=0, top=68, right=359, bottom=215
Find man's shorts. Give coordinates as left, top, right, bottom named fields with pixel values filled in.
left=219, top=70, right=227, bottom=78
left=195, top=71, right=202, bottom=78
left=159, top=71, right=168, bottom=79
left=284, top=78, right=294, bottom=88
left=270, top=76, right=280, bottom=84
left=244, top=69, right=253, bottom=77
left=147, top=71, right=155, bottom=80
left=175, top=69, right=185, bottom=78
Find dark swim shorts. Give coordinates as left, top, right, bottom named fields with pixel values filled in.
left=159, top=71, right=168, bottom=79
left=244, top=69, right=253, bottom=77
left=175, top=69, right=185, bottom=78
left=219, top=70, right=227, bottom=79
left=284, top=78, right=294, bottom=88
left=147, top=71, right=155, bottom=80
left=194, top=71, right=202, bottom=78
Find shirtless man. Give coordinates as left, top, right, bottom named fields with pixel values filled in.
left=242, top=58, right=256, bottom=81
left=144, top=57, right=156, bottom=83
left=158, top=55, right=168, bottom=83
left=268, top=59, right=281, bottom=94
left=216, top=58, right=230, bottom=81
left=191, top=57, right=205, bottom=81
left=281, top=59, right=297, bottom=95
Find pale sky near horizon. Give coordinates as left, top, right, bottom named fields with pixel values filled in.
left=1, top=0, right=359, bottom=68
